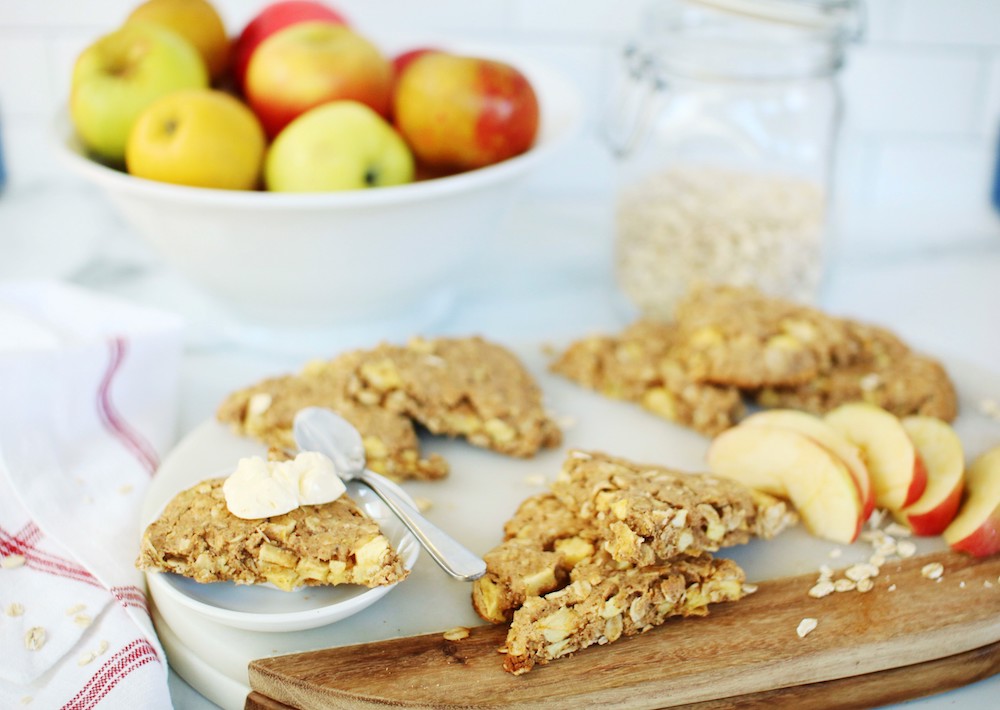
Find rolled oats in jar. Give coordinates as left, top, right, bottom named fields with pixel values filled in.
left=606, top=0, right=861, bottom=319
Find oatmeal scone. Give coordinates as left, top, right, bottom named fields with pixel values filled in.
left=336, top=336, right=562, bottom=458
left=503, top=552, right=745, bottom=675
left=756, top=321, right=958, bottom=422
left=218, top=372, right=447, bottom=482
left=137, top=479, right=408, bottom=592
left=550, top=321, right=745, bottom=436
left=553, top=452, right=796, bottom=566
left=671, top=285, right=854, bottom=388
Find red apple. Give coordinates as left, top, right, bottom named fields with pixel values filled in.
left=245, top=21, right=392, bottom=138
left=707, top=425, right=864, bottom=544
left=825, top=403, right=928, bottom=512
left=943, top=446, right=1000, bottom=557
left=233, top=0, right=348, bottom=91
left=897, top=416, right=965, bottom=536
left=392, top=47, right=438, bottom=77
left=393, top=52, right=540, bottom=171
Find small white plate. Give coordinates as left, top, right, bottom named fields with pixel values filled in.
left=144, top=477, right=420, bottom=633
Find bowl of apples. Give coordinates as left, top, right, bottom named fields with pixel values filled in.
left=57, top=0, right=581, bottom=325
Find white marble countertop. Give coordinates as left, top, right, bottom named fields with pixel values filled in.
left=3, top=181, right=999, bottom=707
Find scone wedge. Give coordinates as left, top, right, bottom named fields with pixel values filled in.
left=137, top=479, right=408, bottom=591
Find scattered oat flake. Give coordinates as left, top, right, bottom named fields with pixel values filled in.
left=6, top=602, right=24, bottom=617
left=856, top=578, right=874, bottom=593
left=869, top=554, right=886, bottom=568
left=74, top=614, right=92, bottom=628
left=896, top=540, right=916, bottom=558
left=20, top=697, right=31, bottom=706
left=97, top=640, right=109, bottom=656
left=828, top=548, right=842, bottom=559
left=884, top=522, right=911, bottom=538
left=2, top=554, right=26, bottom=569
left=921, top=562, right=944, bottom=580
left=742, top=583, right=758, bottom=594
left=24, top=627, right=46, bottom=651
left=523, top=474, right=546, bottom=487
left=985, top=581, right=994, bottom=589
left=846, top=563, right=879, bottom=582
left=959, top=581, right=966, bottom=589
left=818, top=564, right=834, bottom=580
left=796, top=618, right=818, bottom=638
left=888, top=584, right=897, bottom=592
left=118, top=484, right=133, bottom=495
left=443, top=627, right=470, bottom=641
left=77, top=651, right=95, bottom=666
left=413, top=497, right=433, bottom=513
left=868, top=509, right=887, bottom=529
left=834, top=579, right=856, bottom=593
left=980, top=398, right=1000, bottom=420
left=65, top=603, right=86, bottom=616
left=809, top=580, right=835, bottom=599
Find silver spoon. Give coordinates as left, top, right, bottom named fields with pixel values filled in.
left=293, top=406, right=486, bottom=582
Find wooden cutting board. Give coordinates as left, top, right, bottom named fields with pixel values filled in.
left=246, top=549, right=1000, bottom=709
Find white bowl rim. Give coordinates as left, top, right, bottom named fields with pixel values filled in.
left=144, top=476, right=422, bottom=631
left=54, top=51, right=582, bottom=211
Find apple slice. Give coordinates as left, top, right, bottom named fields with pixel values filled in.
left=825, top=403, right=927, bottom=512
left=943, top=446, right=1000, bottom=557
left=896, top=416, right=964, bottom=536
left=741, top=409, right=874, bottom=521
left=707, top=425, right=864, bottom=544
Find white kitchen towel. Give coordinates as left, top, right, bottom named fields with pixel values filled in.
left=0, top=280, right=182, bottom=709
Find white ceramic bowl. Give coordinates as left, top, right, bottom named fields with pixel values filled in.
left=56, top=49, right=581, bottom=326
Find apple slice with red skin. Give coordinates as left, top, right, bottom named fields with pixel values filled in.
left=741, top=409, right=874, bottom=522
left=943, top=446, right=1000, bottom=557
left=895, top=416, right=964, bottom=536
left=707, top=425, right=864, bottom=544
left=825, top=402, right=927, bottom=512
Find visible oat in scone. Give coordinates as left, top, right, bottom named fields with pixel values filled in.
left=671, top=285, right=854, bottom=388
left=218, top=336, right=561, bottom=482
left=502, top=552, right=745, bottom=675
left=137, top=479, right=408, bottom=591
left=552, top=451, right=796, bottom=566
left=550, top=321, right=745, bottom=436
left=756, top=321, right=958, bottom=422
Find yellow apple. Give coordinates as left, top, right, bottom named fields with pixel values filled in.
left=71, top=22, right=208, bottom=164
left=264, top=101, right=413, bottom=192
left=127, top=0, right=231, bottom=81
left=246, top=22, right=392, bottom=138
left=126, top=89, right=265, bottom=190
left=393, top=52, right=539, bottom=171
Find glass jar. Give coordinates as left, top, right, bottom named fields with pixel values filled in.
left=606, top=0, right=862, bottom=320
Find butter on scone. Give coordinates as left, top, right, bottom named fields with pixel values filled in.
left=137, top=478, right=408, bottom=591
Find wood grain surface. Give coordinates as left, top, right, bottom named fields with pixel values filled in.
left=247, top=550, right=1000, bottom=709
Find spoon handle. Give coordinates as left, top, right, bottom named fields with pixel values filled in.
left=359, top=469, right=487, bottom=582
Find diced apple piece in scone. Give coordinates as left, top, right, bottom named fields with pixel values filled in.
left=944, top=446, right=1000, bottom=557
left=137, top=479, right=408, bottom=591
left=897, top=416, right=965, bottom=536
left=825, top=402, right=927, bottom=511
left=741, top=409, right=875, bottom=522
left=708, top=425, right=864, bottom=544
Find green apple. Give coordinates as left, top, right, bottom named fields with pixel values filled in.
left=265, top=101, right=414, bottom=192
left=70, top=22, right=208, bottom=164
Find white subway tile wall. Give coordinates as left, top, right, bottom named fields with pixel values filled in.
left=0, top=0, right=997, bottom=256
